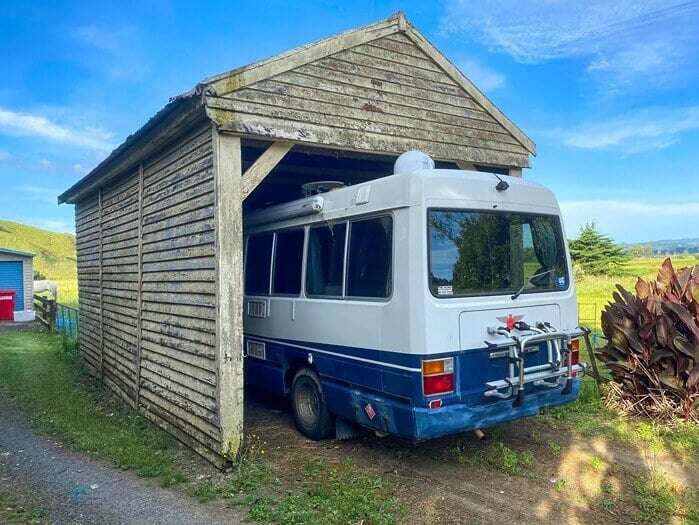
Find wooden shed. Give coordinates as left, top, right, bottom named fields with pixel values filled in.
left=58, top=13, right=535, bottom=465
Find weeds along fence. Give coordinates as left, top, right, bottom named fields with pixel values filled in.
left=33, top=294, right=79, bottom=342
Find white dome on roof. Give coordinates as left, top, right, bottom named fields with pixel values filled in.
left=393, top=150, right=434, bottom=175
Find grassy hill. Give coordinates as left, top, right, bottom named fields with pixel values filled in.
left=0, top=220, right=77, bottom=306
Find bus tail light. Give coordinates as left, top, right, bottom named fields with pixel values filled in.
left=570, top=339, right=580, bottom=377
left=422, top=357, right=454, bottom=396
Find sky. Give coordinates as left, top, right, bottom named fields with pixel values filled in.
left=1, top=0, right=698, bottom=243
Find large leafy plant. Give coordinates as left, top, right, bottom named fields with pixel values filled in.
left=599, top=258, right=699, bottom=421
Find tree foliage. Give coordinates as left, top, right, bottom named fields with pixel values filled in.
left=569, top=223, right=629, bottom=275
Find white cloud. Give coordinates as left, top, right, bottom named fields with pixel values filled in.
left=0, top=107, right=115, bottom=151
left=15, top=185, right=60, bottom=204
left=563, top=105, right=699, bottom=153
left=0, top=150, right=12, bottom=161
left=457, top=59, right=505, bottom=92
left=441, top=0, right=699, bottom=92
left=560, top=199, right=699, bottom=242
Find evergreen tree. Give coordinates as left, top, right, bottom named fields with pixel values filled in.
left=569, top=223, right=629, bottom=275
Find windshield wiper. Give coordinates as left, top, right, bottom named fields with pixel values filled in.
left=511, top=269, right=555, bottom=300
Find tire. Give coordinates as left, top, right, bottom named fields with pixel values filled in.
left=290, top=368, right=335, bottom=440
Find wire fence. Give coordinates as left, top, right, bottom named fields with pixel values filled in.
left=56, top=303, right=79, bottom=340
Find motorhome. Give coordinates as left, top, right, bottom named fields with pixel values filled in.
left=243, top=152, right=587, bottom=441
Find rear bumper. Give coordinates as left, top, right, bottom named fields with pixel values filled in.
left=324, top=377, right=582, bottom=440
left=413, top=378, right=581, bottom=439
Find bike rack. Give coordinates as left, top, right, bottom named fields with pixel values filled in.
left=484, top=325, right=587, bottom=406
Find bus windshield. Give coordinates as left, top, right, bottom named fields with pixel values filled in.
left=428, top=209, right=569, bottom=298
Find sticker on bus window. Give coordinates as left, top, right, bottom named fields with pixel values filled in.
left=437, top=285, right=453, bottom=296
left=557, top=277, right=566, bottom=289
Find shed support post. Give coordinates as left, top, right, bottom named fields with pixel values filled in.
left=213, top=127, right=244, bottom=459
left=241, top=141, right=293, bottom=199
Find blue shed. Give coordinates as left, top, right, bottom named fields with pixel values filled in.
left=0, top=247, right=34, bottom=314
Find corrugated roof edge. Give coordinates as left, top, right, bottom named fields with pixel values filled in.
left=0, top=247, right=34, bottom=258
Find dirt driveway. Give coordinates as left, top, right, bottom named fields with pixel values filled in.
left=0, top=395, right=243, bottom=525
left=244, top=395, right=699, bottom=525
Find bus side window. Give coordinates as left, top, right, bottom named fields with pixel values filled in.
left=245, top=232, right=274, bottom=295
left=306, top=223, right=346, bottom=297
left=272, top=229, right=304, bottom=295
left=346, top=216, right=393, bottom=298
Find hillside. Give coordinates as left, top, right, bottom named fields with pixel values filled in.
left=625, top=237, right=699, bottom=255
left=0, top=220, right=77, bottom=306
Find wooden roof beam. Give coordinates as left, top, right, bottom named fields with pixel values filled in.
left=241, top=141, right=294, bottom=199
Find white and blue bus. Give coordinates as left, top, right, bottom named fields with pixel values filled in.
left=243, top=152, right=587, bottom=441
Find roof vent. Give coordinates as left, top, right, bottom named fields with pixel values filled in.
left=394, top=150, right=435, bottom=175
left=301, top=181, right=346, bottom=197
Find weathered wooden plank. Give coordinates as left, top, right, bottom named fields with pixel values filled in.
left=141, top=218, right=215, bottom=246
left=141, top=319, right=216, bottom=346
left=140, top=268, right=215, bottom=283
left=140, top=348, right=217, bottom=388
left=140, top=280, right=216, bottom=296
left=143, top=161, right=213, bottom=207
left=142, top=193, right=216, bottom=230
left=143, top=125, right=212, bottom=184
left=139, top=388, right=220, bottom=442
left=140, top=369, right=217, bottom=412
left=137, top=401, right=225, bottom=467
left=141, top=257, right=216, bottom=273
left=140, top=345, right=217, bottom=381
left=353, top=40, right=444, bottom=73
left=213, top=112, right=530, bottom=167
left=141, top=309, right=215, bottom=335
left=140, top=328, right=216, bottom=359
left=213, top=95, right=527, bottom=155
left=140, top=378, right=218, bottom=426
left=213, top=129, right=244, bottom=458
left=141, top=300, right=216, bottom=322
left=143, top=180, right=215, bottom=217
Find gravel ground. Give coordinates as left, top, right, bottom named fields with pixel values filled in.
left=0, top=395, right=242, bottom=525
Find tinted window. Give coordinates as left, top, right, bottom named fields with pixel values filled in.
left=272, top=229, right=305, bottom=295
left=346, top=216, right=392, bottom=298
left=428, top=210, right=568, bottom=297
left=245, top=233, right=273, bottom=295
left=306, top=223, right=346, bottom=297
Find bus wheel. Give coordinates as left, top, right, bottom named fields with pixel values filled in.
left=291, top=368, right=334, bottom=440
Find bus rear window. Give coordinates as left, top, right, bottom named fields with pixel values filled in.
left=428, top=210, right=568, bottom=297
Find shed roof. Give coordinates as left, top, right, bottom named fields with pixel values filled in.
left=59, top=12, right=535, bottom=205
left=0, top=247, right=34, bottom=258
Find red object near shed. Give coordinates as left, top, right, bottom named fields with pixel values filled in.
left=0, top=289, right=16, bottom=320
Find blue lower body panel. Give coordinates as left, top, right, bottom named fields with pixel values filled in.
left=244, top=334, right=582, bottom=441
left=322, top=375, right=581, bottom=440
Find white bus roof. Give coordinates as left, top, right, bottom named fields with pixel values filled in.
left=244, top=169, right=561, bottom=232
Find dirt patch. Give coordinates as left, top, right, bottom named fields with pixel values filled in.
left=244, top=393, right=699, bottom=525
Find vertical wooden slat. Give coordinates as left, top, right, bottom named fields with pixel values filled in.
left=98, top=187, right=104, bottom=380
left=212, top=126, right=244, bottom=458
left=135, top=163, right=144, bottom=407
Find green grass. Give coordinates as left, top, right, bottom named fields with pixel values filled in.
left=630, top=467, right=699, bottom=524
left=544, top=378, right=699, bottom=462
left=575, top=255, right=698, bottom=329
left=244, top=458, right=400, bottom=525
left=0, top=493, right=46, bottom=525
left=0, top=329, right=402, bottom=525
left=0, top=220, right=77, bottom=307
left=0, top=330, right=184, bottom=481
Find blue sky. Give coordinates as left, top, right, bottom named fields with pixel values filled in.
left=1, top=0, right=698, bottom=242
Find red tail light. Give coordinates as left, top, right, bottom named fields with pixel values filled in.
left=570, top=339, right=580, bottom=376
left=422, top=358, right=454, bottom=396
